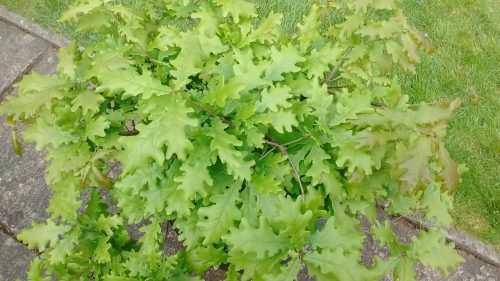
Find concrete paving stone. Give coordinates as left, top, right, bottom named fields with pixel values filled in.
left=0, top=116, right=51, bottom=233
left=405, top=214, right=500, bottom=267
left=31, top=47, right=58, bottom=75
left=0, top=231, right=35, bottom=281
left=0, top=20, right=47, bottom=96
left=0, top=7, right=69, bottom=48
left=414, top=251, right=500, bottom=281
left=362, top=211, right=500, bottom=281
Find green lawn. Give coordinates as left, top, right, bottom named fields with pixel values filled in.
left=0, top=0, right=73, bottom=37
left=1, top=0, right=498, bottom=245
left=401, top=0, right=500, bottom=245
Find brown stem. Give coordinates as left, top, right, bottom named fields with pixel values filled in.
left=181, top=94, right=235, bottom=128
left=264, top=137, right=305, bottom=202
left=325, top=46, right=353, bottom=84
left=283, top=135, right=310, bottom=146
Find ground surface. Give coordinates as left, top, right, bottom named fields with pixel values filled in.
left=1, top=0, right=498, bottom=246
left=0, top=2, right=499, bottom=281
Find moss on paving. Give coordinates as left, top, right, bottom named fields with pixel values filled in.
left=0, top=0, right=498, bottom=245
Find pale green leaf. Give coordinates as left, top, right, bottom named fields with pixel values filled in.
left=17, top=220, right=71, bottom=252
left=223, top=218, right=290, bottom=259
left=197, top=185, right=242, bottom=245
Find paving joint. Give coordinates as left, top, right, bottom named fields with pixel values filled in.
left=0, top=219, right=41, bottom=256
left=0, top=45, right=46, bottom=97
left=403, top=215, right=500, bottom=267
left=0, top=7, right=69, bottom=48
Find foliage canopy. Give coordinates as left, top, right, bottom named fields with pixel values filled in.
left=0, top=0, right=464, bottom=280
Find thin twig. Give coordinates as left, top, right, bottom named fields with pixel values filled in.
left=182, top=94, right=235, bottom=128
left=264, top=138, right=305, bottom=202
left=283, top=135, right=310, bottom=146
left=325, top=46, right=353, bottom=83
left=259, top=146, right=277, bottom=160
left=370, top=101, right=387, bottom=108
left=285, top=151, right=304, bottom=203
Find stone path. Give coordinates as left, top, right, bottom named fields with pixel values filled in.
left=0, top=7, right=498, bottom=281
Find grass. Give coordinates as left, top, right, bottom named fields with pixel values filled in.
left=0, top=0, right=73, bottom=37
left=0, top=0, right=498, bottom=245
left=259, top=0, right=500, bottom=246
left=401, top=0, right=500, bottom=245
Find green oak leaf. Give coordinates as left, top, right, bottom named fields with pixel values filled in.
left=57, top=43, right=76, bottom=80
left=27, top=258, right=51, bottom=281
left=213, top=0, right=256, bottom=23
left=331, top=92, right=374, bottom=126
left=97, top=69, right=170, bottom=99
left=48, top=231, right=78, bottom=264
left=71, top=90, right=105, bottom=115
left=47, top=176, right=81, bottom=222
left=223, top=218, right=290, bottom=259
left=394, top=259, right=417, bottom=281
left=395, top=137, right=433, bottom=190
left=174, top=141, right=214, bottom=200
left=304, top=145, right=331, bottom=186
left=205, top=77, right=245, bottom=107
left=17, top=220, right=71, bottom=252
left=408, top=230, right=464, bottom=276
left=267, top=110, right=299, bottom=133
left=197, top=185, right=242, bottom=245
left=265, top=45, right=306, bottom=81
left=227, top=249, right=285, bottom=281
left=23, top=118, right=78, bottom=150
left=240, top=12, right=282, bottom=46
left=94, top=236, right=112, bottom=263
left=304, top=248, right=387, bottom=281
left=273, top=197, right=313, bottom=247
left=262, top=255, right=302, bottom=281
left=84, top=116, right=110, bottom=142
left=170, top=30, right=204, bottom=89
left=0, top=73, right=69, bottom=119
left=60, top=0, right=105, bottom=22
left=257, top=84, right=293, bottom=112
left=421, top=183, right=453, bottom=226
left=308, top=216, right=364, bottom=253
left=117, top=133, right=164, bottom=175
left=206, top=121, right=254, bottom=181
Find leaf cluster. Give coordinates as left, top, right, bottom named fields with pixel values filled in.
left=0, top=0, right=464, bottom=280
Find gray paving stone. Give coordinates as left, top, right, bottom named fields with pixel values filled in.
left=0, top=116, right=51, bottom=233
left=414, top=251, right=500, bottom=281
left=0, top=231, right=35, bottom=281
left=32, top=47, right=58, bottom=75
left=363, top=211, right=500, bottom=281
left=0, top=7, right=69, bottom=48
left=405, top=214, right=500, bottom=267
left=0, top=20, right=47, bottom=96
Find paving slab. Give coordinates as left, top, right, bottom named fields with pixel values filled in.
left=0, top=231, right=35, bottom=281
left=405, top=214, right=500, bottom=267
left=0, top=116, right=51, bottom=233
left=32, top=47, right=58, bottom=75
left=414, top=251, right=500, bottom=281
left=0, top=20, right=48, bottom=96
left=0, top=7, right=69, bottom=48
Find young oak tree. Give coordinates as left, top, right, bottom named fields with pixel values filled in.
left=0, top=0, right=464, bottom=280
